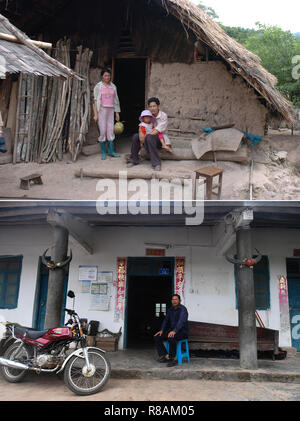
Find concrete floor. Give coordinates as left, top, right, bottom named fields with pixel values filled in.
left=108, top=347, right=300, bottom=383
left=1, top=376, right=300, bottom=401
left=1, top=348, right=300, bottom=401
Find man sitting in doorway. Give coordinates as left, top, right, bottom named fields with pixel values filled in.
left=154, top=294, right=189, bottom=367
left=128, top=97, right=172, bottom=171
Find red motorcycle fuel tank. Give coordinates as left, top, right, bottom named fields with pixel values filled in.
left=35, top=327, right=73, bottom=348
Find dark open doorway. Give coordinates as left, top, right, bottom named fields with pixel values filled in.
left=125, top=257, right=174, bottom=349
left=113, top=58, right=147, bottom=136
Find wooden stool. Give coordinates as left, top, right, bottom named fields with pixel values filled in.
left=20, top=173, right=43, bottom=190
left=194, top=166, right=223, bottom=200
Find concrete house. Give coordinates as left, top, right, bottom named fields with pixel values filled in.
left=1, top=202, right=300, bottom=368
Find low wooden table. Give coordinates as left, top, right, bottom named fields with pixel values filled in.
left=20, top=173, right=43, bottom=190
left=194, top=166, right=223, bottom=200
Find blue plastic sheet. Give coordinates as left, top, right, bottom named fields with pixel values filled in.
left=242, top=131, right=263, bottom=147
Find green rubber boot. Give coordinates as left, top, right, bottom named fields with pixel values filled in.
left=100, top=142, right=106, bottom=160
left=108, top=141, right=120, bottom=158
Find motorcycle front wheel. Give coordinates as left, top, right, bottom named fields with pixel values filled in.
left=63, top=348, right=111, bottom=396
left=0, top=342, right=30, bottom=383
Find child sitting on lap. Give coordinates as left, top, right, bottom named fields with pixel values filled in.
left=139, top=110, right=172, bottom=153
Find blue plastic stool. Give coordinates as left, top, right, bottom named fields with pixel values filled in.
left=163, top=339, right=190, bottom=365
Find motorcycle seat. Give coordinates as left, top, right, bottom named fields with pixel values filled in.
left=15, top=326, right=49, bottom=340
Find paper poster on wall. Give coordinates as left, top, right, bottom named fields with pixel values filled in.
left=81, top=280, right=91, bottom=293
left=99, top=283, right=108, bottom=295
left=98, top=295, right=110, bottom=311
left=89, top=281, right=110, bottom=311
left=98, top=271, right=113, bottom=283
left=91, top=281, right=101, bottom=295
left=78, top=265, right=98, bottom=281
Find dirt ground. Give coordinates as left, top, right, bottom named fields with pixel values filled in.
left=0, top=129, right=299, bottom=201
left=0, top=373, right=300, bottom=401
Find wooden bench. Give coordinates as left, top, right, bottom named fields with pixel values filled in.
left=20, top=173, right=43, bottom=190
left=188, top=321, right=279, bottom=359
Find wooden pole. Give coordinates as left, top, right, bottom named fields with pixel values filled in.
left=12, top=74, right=22, bottom=164
left=0, top=32, right=52, bottom=49
left=249, top=159, right=254, bottom=200
left=0, top=14, right=77, bottom=79
left=75, top=168, right=191, bottom=183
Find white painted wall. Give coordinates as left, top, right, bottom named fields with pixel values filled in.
left=0, top=224, right=297, bottom=348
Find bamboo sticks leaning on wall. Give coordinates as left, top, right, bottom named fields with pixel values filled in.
left=11, top=39, right=93, bottom=163
left=68, top=46, right=93, bottom=162
left=40, top=39, right=73, bottom=163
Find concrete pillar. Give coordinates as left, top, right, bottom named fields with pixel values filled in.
left=44, top=225, right=69, bottom=329
left=236, top=226, right=258, bottom=369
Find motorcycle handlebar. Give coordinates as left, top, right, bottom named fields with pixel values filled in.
left=64, top=308, right=77, bottom=315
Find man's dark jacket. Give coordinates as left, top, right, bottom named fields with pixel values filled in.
left=161, top=304, right=189, bottom=337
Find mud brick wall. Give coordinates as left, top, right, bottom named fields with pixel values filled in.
left=149, top=61, right=268, bottom=137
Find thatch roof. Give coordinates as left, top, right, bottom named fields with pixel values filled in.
left=157, top=0, right=295, bottom=124
left=0, top=13, right=77, bottom=79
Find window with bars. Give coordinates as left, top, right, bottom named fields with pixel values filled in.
left=155, top=303, right=167, bottom=318
left=235, top=256, right=270, bottom=310
left=0, top=256, right=23, bottom=309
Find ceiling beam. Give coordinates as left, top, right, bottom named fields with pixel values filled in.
left=46, top=208, right=94, bottom=255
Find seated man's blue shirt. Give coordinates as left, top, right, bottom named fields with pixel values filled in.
left=161, top=304, right=189, bottom=337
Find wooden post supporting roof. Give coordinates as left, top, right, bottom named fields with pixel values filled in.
left=43, top=208, right=94, bottom=328
left=236, top=225, right=258, bottom=369
left=44, top=224, right=69, bottom=329
left=47, top=208, right=94, bottom=255
left=222, top=208, right=258, bottom=369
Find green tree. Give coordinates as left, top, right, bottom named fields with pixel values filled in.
left=197, top=5, right=300, bottom=106
left=244, top=24, right=300, bottom=107
left=220, top=25, right=259, bottom=45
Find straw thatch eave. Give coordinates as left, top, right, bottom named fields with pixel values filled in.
left=0, top=13, right=78, bottom=79
left=155, top=0, right=295, bottom=124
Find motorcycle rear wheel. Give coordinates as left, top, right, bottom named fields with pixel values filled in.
left=0, top=342, right=30, bottom=383
left=64, top=348, right=111, bottom=396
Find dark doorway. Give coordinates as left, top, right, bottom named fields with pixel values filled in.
left=113, top=58, right=147, bottom=136
left=125, top=257, right=174, bottom=348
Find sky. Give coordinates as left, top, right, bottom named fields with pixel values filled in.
left=190, top=0, right=300, bottom=33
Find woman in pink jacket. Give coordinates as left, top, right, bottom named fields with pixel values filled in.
left=93, top=68, right=121, bottom=160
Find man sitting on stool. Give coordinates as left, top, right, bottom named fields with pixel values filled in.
left=154, top=294, right=189, bottom=367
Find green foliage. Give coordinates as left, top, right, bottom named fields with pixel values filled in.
left=219, top=25, right=259, bottom=45
left=222, top=22, right=300, bottom=107
left=197, top=3, right=300, bottom=106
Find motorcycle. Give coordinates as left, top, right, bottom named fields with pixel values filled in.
left=0, top=290, right=111, bottom=396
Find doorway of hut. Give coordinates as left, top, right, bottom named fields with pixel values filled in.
left=124, top=257, right=174, bottom=349
left=113, top=58, right=147, bottom=137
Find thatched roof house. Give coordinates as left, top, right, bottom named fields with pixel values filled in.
left=161, top=0, right=295, bottom=125
left=0, top=14, right=76, bottom=79
left=0, top=0, right=295, bottom=151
